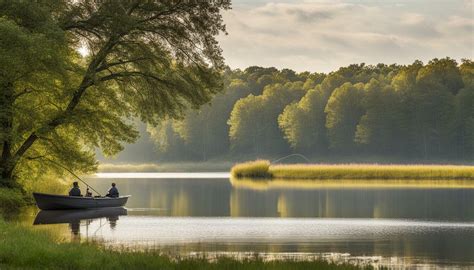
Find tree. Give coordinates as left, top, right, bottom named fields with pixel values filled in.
left=412, top=58, right=460, bottom=158
left=146, top=76, right=256, bottom=161
left=228, top=82, right=306, bottom=155
left=114, top=60, right=472, bottom=162
left=279, top=88, right=328, bottom=153
left=389, top=58, right=462, bottom=158
left=355, top=79, right=402, bottom=154
left=454, top=60, right=474, bottom=159
left=325, top=82, right=365, bottom=152
left=455, top=87, right=474, bottom=159
left=172, top=78, right=254, bottom=160
left=0, top=0, right=230, bottom=187
left=146, top=119, right=187, bottom=161
left=0, top=1, right=73, bottom=188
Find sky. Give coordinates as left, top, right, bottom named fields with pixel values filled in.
left=218, top=0, right=474, bottom=73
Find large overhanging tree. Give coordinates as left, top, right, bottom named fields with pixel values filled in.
left=0, top=0, right=231, bottom=188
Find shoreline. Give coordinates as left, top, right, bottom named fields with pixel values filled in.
left=0, top=218, right=369, bottom=270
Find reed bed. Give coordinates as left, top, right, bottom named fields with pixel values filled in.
left=0, top=219, right=368, bottom=270
left=231, top=160, right=474, bottom=180
left=231, top=160, right=271, bottom=178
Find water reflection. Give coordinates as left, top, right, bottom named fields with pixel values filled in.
left=82, top=177, right=474, bottom=220
left=230, top=187, right=474, bottom=220
left=22, top=175, right=474, bottom=268
left=34, top=208, right=127, bottom=241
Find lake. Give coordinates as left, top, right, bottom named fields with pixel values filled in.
left=18, top=173, right=474, bottom=268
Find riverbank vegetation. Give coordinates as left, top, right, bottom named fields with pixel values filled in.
left=231, top=160, right=271, bottom=178
left=231, top=161, right=474, bottom=180
left=0, top=188, right=26, bottom=213
left=0, top=219, right=369, bottom=270
left=0, top=172, right=67, bottom=212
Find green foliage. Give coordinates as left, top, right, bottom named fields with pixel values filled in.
left=147, top=77, right=254, bottom=160
left=278, top=88, right=328, bottom=153
left=228, top=82, right=307, bottom=155
left=0, top=188, right=25, bottom=212
left=455, top=86, right=474, bottom=156
left=325, top=83, right=365, bottom=151
left=148, top=67, right=316, bottom=160
left=147, top=58, right=474, bottom=162
left=0, top=1, right=230, bottom=187
left=355, top=79, right=401, bottom=154
left=0, top=219, right=367, bottom=270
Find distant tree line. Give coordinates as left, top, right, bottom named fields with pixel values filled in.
left=147, top=58, right=474, bottom=161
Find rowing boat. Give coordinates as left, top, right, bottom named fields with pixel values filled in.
left=33, top=192, right=130, bottom=210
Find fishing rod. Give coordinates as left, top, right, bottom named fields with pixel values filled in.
left=271, top=153, right=311, bottom=164
left=42, top=157, right=102, bottom=196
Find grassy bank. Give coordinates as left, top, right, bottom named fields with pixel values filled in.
left=231, top=160, right=474, bottom=180
left=0, top=220, right=369, bottom=270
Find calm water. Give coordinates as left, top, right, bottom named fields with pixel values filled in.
left=21, top=173, right=474, bottom=268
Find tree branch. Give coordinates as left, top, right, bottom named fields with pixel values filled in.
left=137, top=1, right=184, bottom=24
left=96, top=57, right=150, bottom=72
left=25, top=155, right=46, bottom=161
left=98, top=71, right=173, bottom=87
left=13, top=88, right=35, bottom=100
left=12, top=35, right=121, bottom=165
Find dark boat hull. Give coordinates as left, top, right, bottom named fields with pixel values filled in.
left=33, top=192, right=130, bottom=210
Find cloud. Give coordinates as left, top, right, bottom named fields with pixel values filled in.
left=253, top=2, right=341, bottom=23
left=218, top=0, right=473, bottom=72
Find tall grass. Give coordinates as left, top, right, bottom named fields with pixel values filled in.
left=231, top=161, right=474, bottom=180
left=231, top=160, right=271, bottom=178
left=0, top=219, right=368, bottom=270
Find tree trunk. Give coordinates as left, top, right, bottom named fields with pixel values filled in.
left=0, top=159, right=15, bottom=188
left=0, top=81, right=16, bottom=187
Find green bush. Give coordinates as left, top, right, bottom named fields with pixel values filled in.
left=0, top=188, right=26, bottom=212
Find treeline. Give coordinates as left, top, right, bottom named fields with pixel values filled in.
left=146, top=58, right=474, bottom=161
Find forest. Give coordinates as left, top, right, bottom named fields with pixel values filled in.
left=146, top=58, right=474, bottom=162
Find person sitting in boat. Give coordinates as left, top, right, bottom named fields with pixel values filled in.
left=106, top=183, right=119, bottom=198
left=68, top=182, right=82, bottom=196
left=85, top=187, right=92, bottom=197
